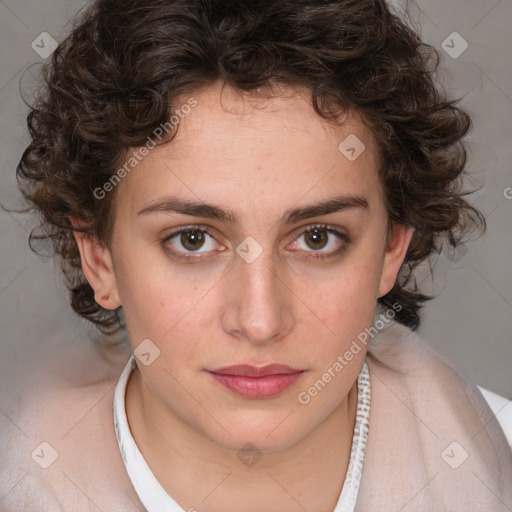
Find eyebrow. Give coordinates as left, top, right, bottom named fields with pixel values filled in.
left=137, top=194, right=369, bottom=224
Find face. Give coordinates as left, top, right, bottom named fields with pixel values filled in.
left=76, top=81, right=412, bottom=452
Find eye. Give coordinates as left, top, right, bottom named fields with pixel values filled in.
left=288, top=224, right=349, bottom=259
left=162, top=226, right=224, bottom=260
left=162, top=223, right=349, bottom=263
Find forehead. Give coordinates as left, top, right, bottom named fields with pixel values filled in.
left=115, top=81, right=382, bottom=218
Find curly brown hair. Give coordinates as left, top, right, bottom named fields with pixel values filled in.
left=16, top=0, right=485, bottom=340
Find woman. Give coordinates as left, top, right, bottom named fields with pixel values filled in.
left=5, top=0, right=512, bottom=510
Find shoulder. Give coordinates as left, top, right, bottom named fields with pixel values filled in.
left=0, top=353, right=143, bottom=512
left=478, top=385, right=512, bottom=446
left=359, top=320, right=512, bottom=510
left=367, top=319, right=509, bottom=447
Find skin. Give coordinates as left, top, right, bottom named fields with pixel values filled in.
left=73, top=80, right=413, bottom=512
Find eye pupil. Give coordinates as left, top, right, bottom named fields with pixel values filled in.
left=181, top=230, right=205, bottom=251
left=305, top=228, right=328, bottom=250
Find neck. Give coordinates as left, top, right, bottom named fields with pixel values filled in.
left=126, top=366, right=359, bottom=512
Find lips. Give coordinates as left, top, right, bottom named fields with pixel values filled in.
left=211, top=364, right=302, bottom=377
left=208, top=364, right=305, bottom=399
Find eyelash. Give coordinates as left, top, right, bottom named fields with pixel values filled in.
left=161, top=223, right=350, bottom=262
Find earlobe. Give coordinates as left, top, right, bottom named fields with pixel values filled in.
left=70, top=217, right=121, bottom=309
left=377, top=224, right=414, bottom=299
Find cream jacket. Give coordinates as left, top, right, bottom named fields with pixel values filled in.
left=1, top=320, right=511, bottom=511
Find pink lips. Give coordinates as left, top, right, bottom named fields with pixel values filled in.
left=208, top=364, right=305, bottom=399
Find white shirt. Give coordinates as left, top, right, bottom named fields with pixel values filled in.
left=113, top=355, right=371, bottom=512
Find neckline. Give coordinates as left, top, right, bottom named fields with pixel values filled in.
left=113, top=356, right=370, bottom=512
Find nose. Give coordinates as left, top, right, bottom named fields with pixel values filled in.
left=221, top=247, right=294, bottom=345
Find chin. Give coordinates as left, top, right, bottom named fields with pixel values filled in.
left=204, top=411, right=312, bottom=454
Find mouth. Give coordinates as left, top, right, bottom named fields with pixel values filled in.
left=207, top=364, right=306, bottom=399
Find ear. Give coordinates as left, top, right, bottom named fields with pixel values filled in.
left=378, top=223, right=414, bottom=298
left=70, top=217, right=121, bottom=310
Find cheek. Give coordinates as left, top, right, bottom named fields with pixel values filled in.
left=113, top=261, right=168, bottom=340
left=306, top=257, right=382, bottom=329
left=114, top=250, right=221, bottom=360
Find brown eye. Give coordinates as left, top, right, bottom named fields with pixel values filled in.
left=289, top=224, right=350, bottom=260
left=162, top=226, right=224, bottom=261
left=304, top=228, right=329, bottom=250
left=179, top=229, right=206, bottom=251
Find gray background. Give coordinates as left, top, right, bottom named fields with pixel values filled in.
left=0, top=0, right=511, bottom=434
